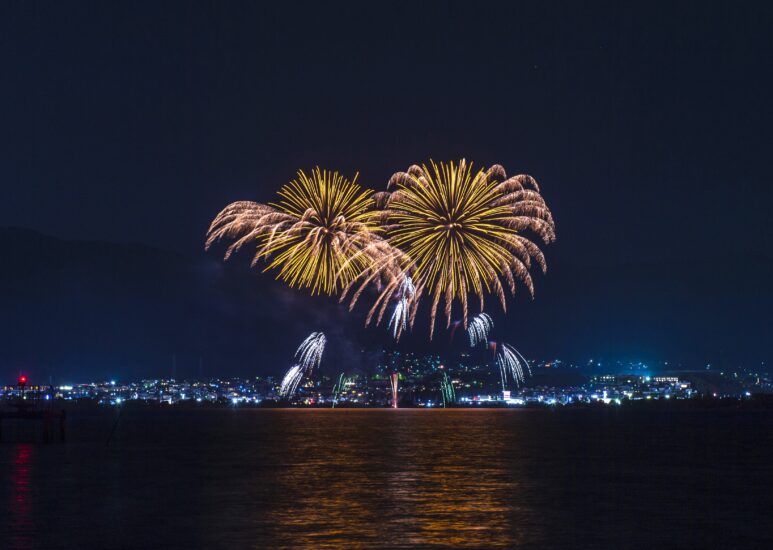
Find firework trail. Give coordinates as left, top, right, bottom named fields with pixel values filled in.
left=467, top=313, right=493, bottom=347
left=387, top=275, right=415, bottom=341
left=206, top=168, right=395, bottom=296
left=390, top=373, right=399, bottom=409
left=332, top=372, right=351, bottom=408
left=280, top=365, right=304, bottom=397
left=295, top=332, right=326, bottom=370
left=279, top=332, right=327, bottom=397
left=440, top=371, right=455, bottom=407
left=494, top=342, right=532, bottom=391
left=344, top=160, right=555, bottom=338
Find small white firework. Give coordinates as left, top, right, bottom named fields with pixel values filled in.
left=279, top=332, right=326, bottom=397
left=280, top=365, right=304, bottom=397
left=496, top=343, right=532, bottom=389
left=387, top=276, right=415, bottom=341
left=295, top=332, right=326, bottom=370
left=468, top=313, right=493, bottom=347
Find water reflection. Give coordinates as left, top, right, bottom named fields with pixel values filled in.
left=262, top=410, right=542, bottom=548
left=10, top=444, right=34, bottom=550
left=2, top=408, right=768, bottom=548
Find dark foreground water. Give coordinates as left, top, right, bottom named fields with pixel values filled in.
left=1, top=408, right=772, bottom=549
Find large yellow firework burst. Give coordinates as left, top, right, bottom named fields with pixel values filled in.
left=345, top=159, right=556, bottom=338
left=206, top=168, right=388, bottom=295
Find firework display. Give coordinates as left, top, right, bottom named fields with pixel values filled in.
left=206, top=168, right=390, bottom=295
left=279, top=332, right=327, bottom=397
left=440, top=372, right=455, bottom=407
left=468, top=313, right=494, bottom=347
left=295, top=332, right=326, bottom=369
left=344, top=159, right=555, bottom=338
left=207, top=160, right=553, bottom=389
left=386, top=275, right=415, bottom=341
left=279, top=365, right=304, bottom=397
left=331, top=372, right=351, bottom=408
left=495, top=342, right=532, bottom=390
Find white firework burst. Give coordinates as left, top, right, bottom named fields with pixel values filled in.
left=279, top=332, right=327, bottom=397
left=280, top=365, right=304, bottom=397
left=295, top=332, right=326, bottom=370
left=496, top=343, right=532, bottom=390
left=387, top=276, right=415, bottom=341
left=468, top=313, right=493, bottom=347
left=388, top=299, right=408, bottom=339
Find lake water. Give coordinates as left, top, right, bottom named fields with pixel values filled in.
left=1, top=408, right=772, bottom=548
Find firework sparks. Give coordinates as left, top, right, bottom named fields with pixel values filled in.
left=467, top=313, right=493, bottom=347
left=387, top=275, right=415, bottom=341
left=279, top=365, right=304, bottom=397
left=206, top=168, right=391, bottom=295
left=495, top=342, right=532, bottom=390
left=345, top=159, right=555, bottom=338
left=295, top=332, right=326, bottom=370
left=206, top=160, right=554, bottom=346
left=440, top=371, right=455, bottom=407
left=332, top=372, right=351, bottom=408
left=279, top=332, right=327, bottom=397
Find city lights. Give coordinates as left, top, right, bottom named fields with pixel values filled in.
left=4, top=357, right=766, bottom=408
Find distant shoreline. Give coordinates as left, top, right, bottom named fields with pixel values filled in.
left=6, top=395, right=773, bottom=412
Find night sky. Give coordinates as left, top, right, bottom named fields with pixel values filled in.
left=1, top=2, right=771, bottom=381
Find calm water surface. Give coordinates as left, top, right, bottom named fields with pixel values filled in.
left=1, top=408, right=772, bottom=548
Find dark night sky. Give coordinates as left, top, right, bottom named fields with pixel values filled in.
left=1, top=2, right=772, bottom=381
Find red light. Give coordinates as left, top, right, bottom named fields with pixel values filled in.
left=18, top=375, right=27, bottom=385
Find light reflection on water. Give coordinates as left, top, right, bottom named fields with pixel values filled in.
left=0, top=408, right=771, bottom=548
left=262, top=410, right=542, bottom=547
left=9, top=444, right=34, bottom=550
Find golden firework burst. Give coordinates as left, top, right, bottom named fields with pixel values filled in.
left=206, top=168, right=388, bottom=295
left=345, top=159, right=556, bottom=338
